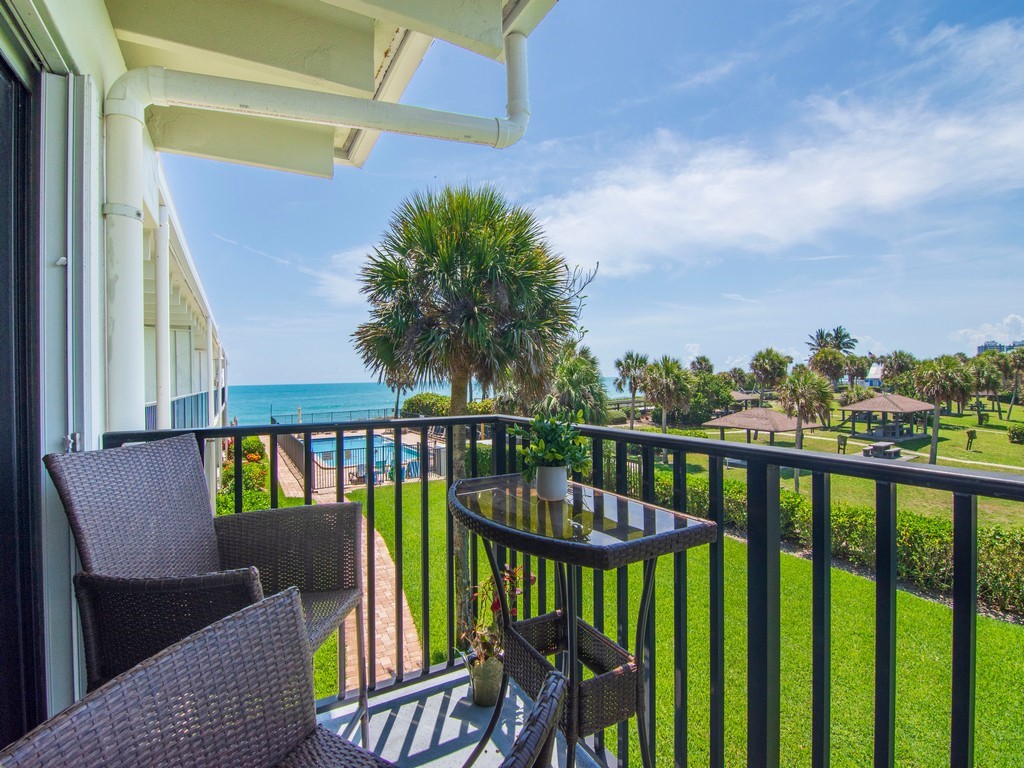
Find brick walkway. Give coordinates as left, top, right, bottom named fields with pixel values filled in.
left=266, top=437, right=422, bottom=686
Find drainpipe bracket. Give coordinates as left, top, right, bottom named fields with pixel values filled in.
left=102, top=203, right=144, bottom=221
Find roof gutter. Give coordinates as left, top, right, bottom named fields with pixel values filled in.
left=105, top=32, right=530, bottom=150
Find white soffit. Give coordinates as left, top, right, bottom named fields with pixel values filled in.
left=102, top=0, right=558, bottom=175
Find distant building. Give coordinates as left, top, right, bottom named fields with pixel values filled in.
left=863, top=363, right=884, bottom=387
left=977, top=340, right=1024, bottom=354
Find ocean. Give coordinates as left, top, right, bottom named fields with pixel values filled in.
left=228, top=377, right=621, bottom=425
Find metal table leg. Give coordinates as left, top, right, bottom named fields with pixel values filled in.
left=636, top=558, right=658, bottom=768
left=461, top=541, right=509, bottom=768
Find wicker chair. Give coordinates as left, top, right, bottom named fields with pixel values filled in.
left=498, top=668, right=567, bottom=768
left=0, top=589, right=393, bottom=768
left=42, top=433, right=368, bottom=741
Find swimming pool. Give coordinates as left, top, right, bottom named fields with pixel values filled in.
left=304, top=434, right=417, bottom=468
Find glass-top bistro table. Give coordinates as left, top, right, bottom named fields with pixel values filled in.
left=448, top=474, right=717, bottom=768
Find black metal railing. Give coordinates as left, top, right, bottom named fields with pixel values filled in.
left=103, top=414, right=1024, bottom=768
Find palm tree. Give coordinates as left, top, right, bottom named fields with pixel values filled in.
left=643, top=355, right=692, bottom=437
left=914, top=356, right=971, bottom=464
left=690, top=355, right=714, bottom=374
left=613, top=350, right=649, bottom=430
left=750, top=347, right=791, bottom=406
left=969, top=354, right=1002, bottom=424
left=353, top=183, right=588, bottom=642
left=778, top=365, right=832, bottom=491
left=806, top=328, right=832, bottom=354
left=844, top=354, right=870, bottom=388
left=1007, top=347, right=1024, bottom=420
left=727, top=367, right=748, bottom=389
left=544, top=344, right=608, bottom=425
left=829, top=325, right=858, bottom=354
left=809, top=347, right=846, bottom=391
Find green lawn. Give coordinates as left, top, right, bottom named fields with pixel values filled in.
left=342, top=480, right=1024, bottom=766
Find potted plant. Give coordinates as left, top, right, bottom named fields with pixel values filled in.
left=513, top=412, right=591, bottom=500
left=460, top=564, right=533, bottom=706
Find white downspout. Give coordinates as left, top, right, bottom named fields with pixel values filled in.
left=102, top=103, right=145, bottom=433
left=105, top=33, right=529, bottom=149
left=154, top=204, right=171, bottom=430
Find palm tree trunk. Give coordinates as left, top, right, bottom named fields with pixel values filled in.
left=394, top=388, right=401, bottom=418
left=629, top=388, right=636, bottom=431
left=975, top=388, right=983, bottom=426
left=1009, top=373, right=1019, bottom=419
left=929, top=400, right=941, bottom=464
left=449, top=367, right=472, bottom=650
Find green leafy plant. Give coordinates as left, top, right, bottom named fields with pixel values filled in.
left=460, top=564, right=534, bottom=665
left=1008, top=424, right=1024, bottom=444
left=512, top=412, right=590, bottom=483
left=240, top=436, right=266, bottom=461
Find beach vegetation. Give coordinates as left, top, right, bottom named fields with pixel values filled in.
left=613, top=350, right=649, bottom=430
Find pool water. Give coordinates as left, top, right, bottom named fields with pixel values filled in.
left=304, top=434, right=418, bottom=468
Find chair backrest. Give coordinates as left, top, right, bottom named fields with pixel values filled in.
left=499, top=670, right=567, bottom=768
left=0, top=589, right=316, bottom=768
left=44, top=434, right=221, bottom=577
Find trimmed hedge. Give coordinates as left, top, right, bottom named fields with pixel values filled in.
left=606, top=409, right=628, bottom=425
left=1009, top=424, right=1024, bottom=444
left=241, top=435, right=266, bottom=461
left=646, top=469, right=1023, bottom=615
left=220, top=460, right=268, bottom=492
left=402, top=392, right=451, bottom=417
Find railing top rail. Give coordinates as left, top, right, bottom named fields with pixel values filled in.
left=103, top=413, right=1024, bottom=502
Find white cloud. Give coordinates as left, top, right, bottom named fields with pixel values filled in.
left=304, top=246, right=373, bottom=307
left=213, top=233, right=291, bottom=266
left=950, top=314, right=1024, bottom=348
left=722, top=292, right=760, bottom=304
left=683, top=342, right=702, bottom=364
left=536, top=21, right=1024, bottom=277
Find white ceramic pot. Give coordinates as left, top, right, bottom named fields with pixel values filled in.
left=535, top=465, right=569, bottom=501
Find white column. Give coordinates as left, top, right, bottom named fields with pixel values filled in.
left=104, top=112, right=146, bottom=432
left=206, top=321, right=215, bottom=426
left=155, top=204, right=171, bottom=429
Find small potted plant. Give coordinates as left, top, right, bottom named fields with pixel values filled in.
left=513, top=412, right=591, bottom=500
left=460, top=564, right=533, bottom=706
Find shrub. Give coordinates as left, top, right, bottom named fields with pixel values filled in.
left=839, top=385, right=875, bottom=407
left=1009, top=425, right=1024, bottom=444
left=606, top=409, right=628, bottom=425
left=220, top=460, right=269, bottom=492
left=467, top=398, right=495, bottom=415
left=402, top=392, right=451, bottom=417
left=215, top=489, right=272, bottom=516
left=465, top=442, right=494, bottom=476
left=240, top=436, right=266, bottom=461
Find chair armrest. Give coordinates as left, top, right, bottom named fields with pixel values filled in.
left=214, top=502, right=363, bottom=595
left=74, top=568, right=262, bottom=691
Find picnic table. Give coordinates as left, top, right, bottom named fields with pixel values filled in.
left=862, top=441, right=901, bottom=459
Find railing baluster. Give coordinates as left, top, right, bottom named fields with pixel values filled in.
left=673, top=448, right=688, bottom=768
left=812, top=472, right=832, bottom=768
left=365, top=428, right=377, bottom=689
left=874, top=481, right=897, bottom=768
left=639, top=444, right=657, bottom=763
left=420, top=426, right=430, bottom=674
left=951, top=493, right=977, bottom=768
left=269, top=433, right=279, bottom=509
left=394, top=424, right=404, bottom=683
left=616, top=437, right=630, bottom=768
left=302, top=430, right=313, bottom=504
left=233, top=436, right=243, bottom=515
left=747, top=458, right=781, bottom=768
left=708, top=456, right=725, bottom=768
left=335, top=430, right=344, bottom=502
left=445, top=425, right=455, bottom=666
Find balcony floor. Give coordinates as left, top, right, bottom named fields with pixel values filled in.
left=320, top=667, right=600, bottom=767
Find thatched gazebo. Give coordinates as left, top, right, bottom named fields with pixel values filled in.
left=703, top=407, right=823, bottom=444
left=840, top=393, right=932, bottom=440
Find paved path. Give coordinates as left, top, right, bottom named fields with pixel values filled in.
left=264, top=437, right=423, bottom=686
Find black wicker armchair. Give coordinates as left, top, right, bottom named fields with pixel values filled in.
left=498, top=668, right=567, bottom=768
left=0, top=589, right=393, bottom=768
left=43, top=433, right=368, bottom=740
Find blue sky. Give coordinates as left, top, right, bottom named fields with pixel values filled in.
left=162, top=0, right=1024, bottom=385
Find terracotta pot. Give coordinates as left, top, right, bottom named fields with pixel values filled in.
left=468, top=655, right=504, bottom=707
left=535, top=465, right=568, bottom=501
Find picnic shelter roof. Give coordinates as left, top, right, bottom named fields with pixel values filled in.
left=840, top=393, right=933, bottom=414
left=703, top=407, right=822, bottom=433
left=730, top=390, right=760, bottom=402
